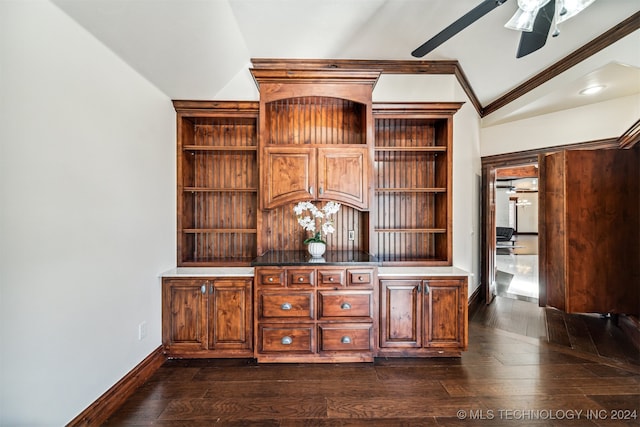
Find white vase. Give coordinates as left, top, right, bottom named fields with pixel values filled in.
left=307, top=242, right=326, bottom=258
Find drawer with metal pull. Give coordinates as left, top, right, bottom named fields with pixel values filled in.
left=318, top=291, right=373, bottom=319
left=347, top=269, right=374, bottom=287
left=317, top=269, right=346, bottom=288
left=259, top=292, right=313, bottom=319
left=318, top=324, right=372, bottom=352
left=259, top=325, right=313, bottom=353
left=287, top=269, right=315, bottom=287
left=256, top=269, right=286, bottom=287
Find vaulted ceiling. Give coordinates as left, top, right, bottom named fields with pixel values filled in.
left=52, top=0, right=639, bottom=126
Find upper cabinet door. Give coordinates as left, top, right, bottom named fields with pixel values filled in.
left=318, top=147, right=368, bottom=210
left=262, top=147, right=316, bottom=209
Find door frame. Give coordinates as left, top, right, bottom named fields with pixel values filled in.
left=480, top=139, right=618, bottom=305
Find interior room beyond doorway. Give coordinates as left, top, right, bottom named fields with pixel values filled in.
left=495, top=165, right=539, bottom=302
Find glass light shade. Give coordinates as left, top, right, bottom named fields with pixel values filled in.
left=557, top=0, right=596, bottom=23
left=505, top=0, right=551, bottom=31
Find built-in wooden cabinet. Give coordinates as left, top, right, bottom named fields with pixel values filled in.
left=373, top=103, right=462, bottom=265
left=378, top=277, right=468, bottom=356
left=251, top=68, right=379, bottom=255
left=262, top=146, right=368, bottom=209
left=540, top=148, right=639, bottom=315
left=254, top=266, right=376, bottom=362
left=174, top=101, right=259, bottom=266
left=165, top=63, right=468, bottom=363
left=162, top=277, right=253, bottom=358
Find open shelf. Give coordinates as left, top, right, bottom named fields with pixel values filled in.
left=175, top=101, right=259, bottom=266
left=373, top=104, right=459, bottom=265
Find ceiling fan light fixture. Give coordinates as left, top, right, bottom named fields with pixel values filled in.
left=505, top=0, right=551, bottom=32
left=556, top=0, right=596, bottom=24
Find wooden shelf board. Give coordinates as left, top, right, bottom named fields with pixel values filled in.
left=183, top=229, right=258, bottom=234
left=375, top=228, right=447, bottom=233
left=183, top=187, right=258, bottom=193
left=374, top=147, right=446, bottom=152
left=179, top=258, right=255, bottom=266
left=183, top=145, right=257, bottom=151
left=375, top=188, right=446, bottom=193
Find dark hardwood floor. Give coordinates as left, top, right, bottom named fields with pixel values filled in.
left=106, top=300, right=640, bottom=426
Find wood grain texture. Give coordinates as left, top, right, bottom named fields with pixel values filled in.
left=541, top=148, right=639, bottom=315
left=67, top=346, right=166, bottom=427
left=103, top=316, right=640, bottom=425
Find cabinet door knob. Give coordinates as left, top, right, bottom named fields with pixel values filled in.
left=201, top=284, right=206, bottom=294
left=341, top=302, right=352, bottom=310
left=281, top=303, right=292, bottom=310
left=341, top=336, right=352, bottom=344
left=319, top=187, right=324, bottom=195
left=309, top=186, right=314, bottom=195
left=268, top=277, right=274, bottom=282
left=298, top=277, right=304, bottom=282
left=417, top=285, right=421, bottom=293
left=329, top=277, right=334, bottom=282
left=358, top=276, right=363, bottom=281
left=424, top=283, right=429, bottom=294
left=281, top=336, right=293, bottom=345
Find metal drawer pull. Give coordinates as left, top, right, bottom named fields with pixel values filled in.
left=281, top=303, right=292, bottom=310
left=281, top=336, right=293, bottom=345
left=298, top=277, right=304, bottom=282
left=341, top=302, right=352, bottom=310
left=341, top=336, right=352, bottom=344
left=358, top=276, right=364, bottom=281
left=329, top=277, right=334, bottom=282
left=268, top=277, right=274, bottom=282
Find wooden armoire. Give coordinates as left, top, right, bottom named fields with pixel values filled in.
left=539, top=147, right=639, bottom=315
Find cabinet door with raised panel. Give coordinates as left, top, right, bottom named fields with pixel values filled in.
left=209, top=278, right=253, bottom=353
left=262, top=147, right=316, bottom=209
left=317, top=147, right=368, bottom=209
left=162, top=278, right=208, bottom=353
left=423, top=279, right=467, bottom=349
left=379, top=279, right=422, bottom=348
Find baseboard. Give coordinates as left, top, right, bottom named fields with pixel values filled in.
left=67, top=345, right=166, bottom=427
left=468, top=284, right=483, bottom=316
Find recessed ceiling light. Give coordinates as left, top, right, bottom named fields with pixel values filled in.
left=579, top=85, right=605, bottom=96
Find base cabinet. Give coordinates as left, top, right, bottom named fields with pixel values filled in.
left=379, top=277, right=467, bottom=356
left=162, top=277, right=253, bottom=358
left=255, top=266, right=376, bottom=362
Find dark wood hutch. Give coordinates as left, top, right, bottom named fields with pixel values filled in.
left=162, top=60, right=468, bottom=362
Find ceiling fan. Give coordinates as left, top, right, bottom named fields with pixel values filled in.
left=411, top=0, right=597, bottom=59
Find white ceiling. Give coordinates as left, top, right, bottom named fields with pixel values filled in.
left=52, top=0, right=640, bottom=125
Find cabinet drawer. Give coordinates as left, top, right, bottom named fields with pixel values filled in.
left=318, top=291, right=373, bottom=319
left=348, top=269, right=373, bottom=287
left=260, top=325, right=313, bottom=353
left=260, top=293, right=313, bottom=319
left=256, top=269, right=285, bottom=287
left=318, top=269, right=346, bottom=287
left=288, top=269, right=315, bottom=287
left=319, top=324, right=372, bottom=352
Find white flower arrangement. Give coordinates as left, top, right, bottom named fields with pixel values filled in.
left=293, top=200, right=341, bottom=244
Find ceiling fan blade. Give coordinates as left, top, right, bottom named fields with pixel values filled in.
left=516, top=0, right=555, bottom=58
left=412, top=0, right=508, bottom=58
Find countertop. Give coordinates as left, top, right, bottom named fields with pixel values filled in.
left=161, top=265, right=471, bottom=278
left=251, top=250, right=380, bottom=266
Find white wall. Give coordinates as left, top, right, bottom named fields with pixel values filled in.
left=0, top=1, right=175, bottom=425
left=374, top=74, right=483, bottom=297
left=480, top=94, right=640, bottom=156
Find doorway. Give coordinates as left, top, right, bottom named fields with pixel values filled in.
left=494, top=166, right=539, bottom=303
left=480, top=139, right=620, bottom=306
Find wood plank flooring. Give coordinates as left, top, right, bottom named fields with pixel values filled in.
left=106, top=300, right=640, bottom=426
